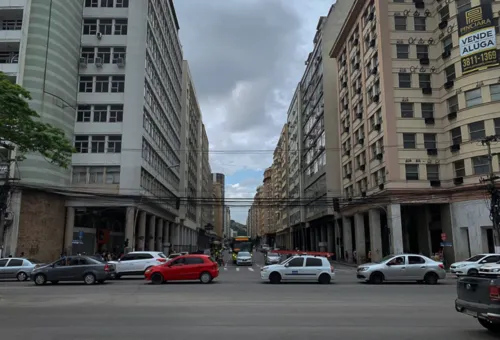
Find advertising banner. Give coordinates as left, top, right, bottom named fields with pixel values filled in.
left=457, top=4, right=499, bottom=74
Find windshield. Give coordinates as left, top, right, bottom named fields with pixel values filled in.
left=233, top=241, right=251, bottom=252
left=238, top=252, right=250, bottom=257
left=376, top=255, right=395, bottom=263
left=268, top=253, right=279, bottom=257
left=465, top=255, right=486, bottom=262
left=158, top=253, right=167, bottom=258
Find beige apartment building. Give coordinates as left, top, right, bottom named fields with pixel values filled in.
left=261, top=167, right=275, bottom=245
left=212, top=182, right=224, bottom=238
left=275, top=124, right=292, bottom=249
left=329, top=0, right=500, bottom=264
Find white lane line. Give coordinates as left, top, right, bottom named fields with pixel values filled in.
left=236, top=267, right=240, bottom=271
left=223, top=267, right=227, bottom=271
left=248, top=267, right=254, bottom=272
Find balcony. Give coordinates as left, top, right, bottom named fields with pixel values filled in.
left=0, top=43, right=19, bottom=74
left=0, top=16, right=23, bottom=41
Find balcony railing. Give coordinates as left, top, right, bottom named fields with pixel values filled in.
left=0, top=52, right=19, bottom=64
left=1, top=20, right=23, bottom=31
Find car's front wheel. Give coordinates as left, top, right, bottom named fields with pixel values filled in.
left=34, top=274, right=46, bottom=285
left=151, top=273, right=164, bottom=285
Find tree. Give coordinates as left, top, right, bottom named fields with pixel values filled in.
left=0, top=71, right=74, bottom=168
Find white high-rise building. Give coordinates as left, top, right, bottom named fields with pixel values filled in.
left=0, top=0, right=204, bottom=261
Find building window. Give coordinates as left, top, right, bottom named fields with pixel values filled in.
left=468, top=121, right=486, bottom=141
left=79, top=76, right=93, bottom=92
left=445, top=64, right=456, bottom=82
left=439, top=5, right=450, bottom=21
left=448, top=95, right=459, bottom=113
left=465, top=88, right=482, bottom=107
left=76, top=105, right=91, bottom=122
left=419, top=74, right=431, bottom=89
left=113, top=47, right=126, bottom=62
left=107, top=136, right=122, bottom=153
left=472, top=156, right=489, bottom=175
left=456, top=0, right=471, bottom=13
left=426, top=164, right=439, bottom=180
left=421, top=103, right=434, bottom=118
left=114, top=19, right=128, bottom=35
left=490, top=84, right=500, bottom=101
left=82, top=19, right=97, bottom=35
left=93, top=105, right=107, bottom=122
left=395, top=16, right=407, bottom=30
left=414, top=17, right=426, bottom=31
left=105, top=166, right=121, bottom=184
left=91, top=136, right=106, bottom=153
left=111, top=76, right=125, bottom=92
left=72, top=166, right=87, bottom=183
left=75, top=135, right=89, bottom=153
left=396, top=44, right=409, bottom=59
left=424, top=133, right=437, bottom=149
left=89, top=167, right=105, bottom=184
left=109, top=105, right=124, bottom=122
left=454, top=160, right=465, bottom=177
left=416, top=45, right=428, bottom=59
left=403, top=133, right=416, bottom=148
left=97, top=47, right=111, bottom=63
left=116, top=0, right=129, bottom=8
left=405, top=164, right=419, bottom=180
left=99, top=19, right=113, bottom=35
left=84, top=0, right=98, bottom=7
left=398, top=73, right=411, bottom=88
left=495, top=118, right=500, bottom=136
left=442, top=35, right=453, bottom=52
left=95, top=76, right=109, bottom=93
left=451, top=127, right=462, bottom=145
left=401, top=103, right=414, bottom=118
left=81, top=47, right=95, bottom=63
left=101, top=0, right=113, bottom=7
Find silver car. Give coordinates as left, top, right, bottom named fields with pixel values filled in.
left=265, top=252, right=281, bottom=265
left=356, top=254, right=446, bottom=285
left=0, top=257, right=43, bottom=281
left=236, top=251, right=252, bottom=266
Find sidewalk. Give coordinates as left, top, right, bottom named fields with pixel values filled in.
left=331, top=260, right=357, bottom=268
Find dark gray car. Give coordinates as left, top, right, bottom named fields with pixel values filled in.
left=30, top=256, right=115, bottom=285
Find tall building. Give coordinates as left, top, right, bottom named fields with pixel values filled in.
left=262, top=167, right=274, bottom=245
left=224, top=206, right=230, bottom=238
left=274, top=124, right=291, bottom=249
left=212, top=181, right=223, bottom=238
left=329, top=0, right=500, bottom=263
left=200, top=124, right=213, bottom=229
left=0, top=0, right=210, bottom=261
left=212, top=172, right=225, bottom=232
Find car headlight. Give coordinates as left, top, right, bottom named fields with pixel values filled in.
left=456, top=264, right=466, bottom=268
left=358, top=267, right=369, bottom=272
left=261, top=266, right=269, bottom=271
left=490, top=268, right=500, bottom=273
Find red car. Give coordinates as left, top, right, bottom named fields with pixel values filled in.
left=144, top=254, right=219, bottom=284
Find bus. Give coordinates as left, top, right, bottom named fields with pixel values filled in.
left=230, top=236, right=252, bottom=264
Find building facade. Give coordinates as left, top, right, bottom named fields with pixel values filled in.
left=0, top=0, right=211, bottom=260
left=200, top=124, right=213, bottom=229
left=224, top=206, right=230, bottom=238
left=212, top=181, right=223, bottom=238
left=329, top=0, right=500, bottom=263
left=274, top=124, right=292, bottom=249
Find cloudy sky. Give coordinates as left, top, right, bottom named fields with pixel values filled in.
left=175, top=0, right=334, bottom=224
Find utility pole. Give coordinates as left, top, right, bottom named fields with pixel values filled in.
left=481, top=135, right=500, bottom=253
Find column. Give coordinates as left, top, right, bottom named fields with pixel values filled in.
left=342, top=216, right=353, bottom=263
left=155, top=218, right=163, bottom=251
left=137, top=211, right=147, bottom=251
left=124, top=207, right=135, bottom=253
left=162, top=221, right=170, bottom=254
left=327, top=223, right=334, bottom=253
left=388, top=204, right=404, bottom=254
left=354, top=213, right=366, bottom=263
left=148, top=215, right=156, bottom=251
left=334, top=219, right=341, bottom=258
left=64, top=207, right=75, bottom=255
left=368, top=209, right=383, bottom=262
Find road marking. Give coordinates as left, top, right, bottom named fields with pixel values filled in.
left=223, top=267, right=227, bottom=271
left=236, top=267, right=240, bottom=271
left=248, top=267, right=254, bottom=272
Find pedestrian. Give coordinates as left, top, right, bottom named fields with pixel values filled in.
left=353, top=249, right=357, bottom=264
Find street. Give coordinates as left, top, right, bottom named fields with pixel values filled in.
left=0, top=252, right=492, bottom=340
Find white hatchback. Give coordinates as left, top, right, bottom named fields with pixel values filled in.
left=450, top=253, right=500, bottom=276
left=260, top=255, right=334, bottom=284
left=111, top=251, right=167, bottom=278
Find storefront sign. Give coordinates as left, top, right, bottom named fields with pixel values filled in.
left=458, top=4, right=499, bottom=74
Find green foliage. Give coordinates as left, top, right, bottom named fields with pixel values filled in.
left=0, top=71, right=74, bottom=168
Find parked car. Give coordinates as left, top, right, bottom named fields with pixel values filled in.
left=356, top=254, right=446, bottom=284
left=450, top=254, right=500, bottom=276
left=144, top=254, right=219, bottom=284
left=30, top=256, right=115, bottom=285
left=455, top=273, right=500, bottom=333
left=260, top=255, right=334, bottom=284
left=479, top=261, right=500, bottom=275
left=110, top=251, right=167, bottom=278
left=0, top=257, right=44, bottom=281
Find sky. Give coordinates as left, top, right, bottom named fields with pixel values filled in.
left=175, top=0, right=334, bottom=224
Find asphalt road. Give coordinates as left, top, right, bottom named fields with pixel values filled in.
left=0, top=251, right=493, bottom=339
